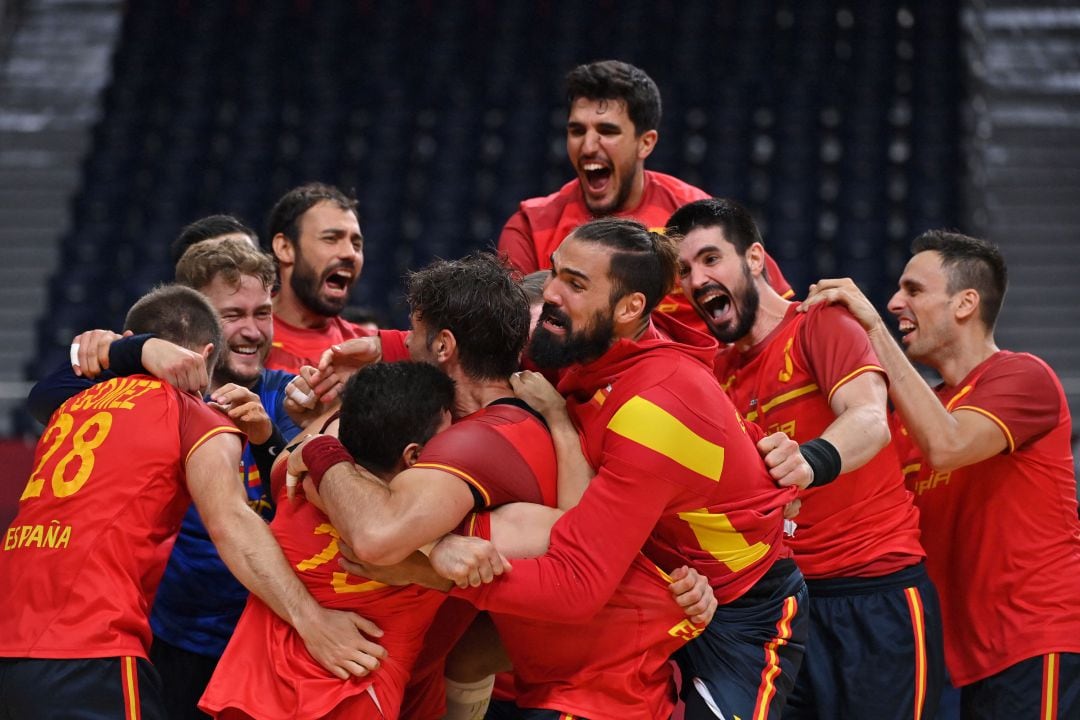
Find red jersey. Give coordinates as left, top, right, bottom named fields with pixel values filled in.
left=497, top=170, right=793, bottom=332
left=456, top=322, right=795, bottom=620
left=267, top=315, right=409, bottom=374
left=466, top=511, right=697, bottom=720
left=200, top=472, right=444, bottom=720
left=714, top=303, right=925, bottom=579
left=892, top=351, right=1080, bottom=686
left=0, top=376, right=241, bottom=659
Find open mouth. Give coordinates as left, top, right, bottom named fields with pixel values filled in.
left=695, top=286, right=734, bottom=326
left=897, top=318, right=917, bottom=342
left=581, top=162, right=612, bottom=194
left=230, top=344, right=261, bottom=357
left=323, top=269, right=354, bottom=296
left=539, top=305, right=569, bottom=334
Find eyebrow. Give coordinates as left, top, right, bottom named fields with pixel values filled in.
left=693, top=244, right=722, bottom=260
left=549, top=254, right=590, bottom=282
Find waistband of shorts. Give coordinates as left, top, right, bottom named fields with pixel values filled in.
left=727, top=558, right=802, bottom=608
left=804, top=560, right=928, bottom=597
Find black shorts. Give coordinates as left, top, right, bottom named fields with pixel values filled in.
left=961, top=652, right=1080, bottom=720
left=783, top=561, right=946, bottom=720
left=675, top=558, right=809, bottom=720
left=0, top=655, right=165, bottom=720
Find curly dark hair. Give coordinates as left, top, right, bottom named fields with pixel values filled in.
left=406, top=252, right=529, bottom=380
left=565, top=60, right=661, bottom=135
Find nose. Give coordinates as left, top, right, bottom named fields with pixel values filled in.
left=887, top=289, right=905, bottom=316
left=541, top=279, right=562, bottom=306
left=581, top=129, right=600, bottom=156
left=234, top=315, right=262, bottom=340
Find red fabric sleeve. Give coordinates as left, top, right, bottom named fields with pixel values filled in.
left=377, top=329, right=410, bottom=363
left=953, top=353, right=1061, bottom=453
left=412, top=417, right=548, bottom=508
left=496, top=211, right=539, bottom=274
left=452, top=450, right=673, bottom=624
left=176, top=390, right=242, bottom=462
left=798, top=303, right=885, bottom=404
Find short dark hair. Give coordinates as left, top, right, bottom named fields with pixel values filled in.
left=911, top=230, right=1008, bottom=330
left=406, top=252, right=530, bottom=381
left=569, top=217, right=677, bottom=316
left=337, top=362, right=455, bottom=476
left=519, top=270, right=549, bottom=306
left=666, top=198, right=764, bottom=256
left=565, top=60, right=661, bottom=135
left=265, top=182, right=358, bottom=249
left=170, top=214, right=257, bottom=265
left=175, top=237, right=277, bottom=292
left=124, top=284, right=224, bottom=370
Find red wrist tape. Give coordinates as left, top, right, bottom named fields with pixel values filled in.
left=301, top=435, right=353, bottom=490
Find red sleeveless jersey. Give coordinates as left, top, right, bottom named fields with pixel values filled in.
left=892, top=351, right=1080, bottom=685
left=714, top=303, right=924, bottom=579
left=0, top=376, right=241, bottom=659
left=200, top=472, right=444, bottom=720
left=497, top=170, right=793, bottom=333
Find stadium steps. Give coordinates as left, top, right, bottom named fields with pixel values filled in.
left=963, top=2, right=1080, bottom=433
left=0, top=0, right=123, bottom=435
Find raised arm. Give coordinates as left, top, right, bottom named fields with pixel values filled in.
left=800, top=278, right=1007, bottom=470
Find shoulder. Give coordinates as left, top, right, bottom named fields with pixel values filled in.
left=799, top=302, right=868, bottom=341
left=645, top=170, right=710, bottom=202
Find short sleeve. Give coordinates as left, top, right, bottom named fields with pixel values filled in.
left=799, top=304, right=885, bottom=404
left=177, top=390, right=243, bottom=464
left=952, top=354, right=1061, bottom=453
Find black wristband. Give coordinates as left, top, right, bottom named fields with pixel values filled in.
left=108, top=333, right=156, bottom=376
left=800, top=437, right=842, bottom=488
left=250, top=425, right=287, bottom=503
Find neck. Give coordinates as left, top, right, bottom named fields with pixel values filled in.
left=273, top=287, right=331, bottom=330
left=929, top=329, right=999, bottom=386
left=617, top=166, right=647, bottom=214
left=448, top=369, right=513, bottom=418
left=733, top=283, right=790, bottom=352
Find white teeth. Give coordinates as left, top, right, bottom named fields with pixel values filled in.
left=583, top=163, right=605, bottom=171
left=232, top=346, right=258, bottom=355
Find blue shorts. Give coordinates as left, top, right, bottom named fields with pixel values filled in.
left=675, top=558, right=808, bottom=720
left=0, top=655, right=165, bottom=720
left=784, top=561, right=945, bottom=720
left=961, top=652, right=1080, bottom=720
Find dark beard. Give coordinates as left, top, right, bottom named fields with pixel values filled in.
left=291, top=254, right=347, bottom=317
left=707, top=265, right=760, bottom=344
left=583, top=164, right=638, bottom=216
left=528, top=307, right=616, bottom=369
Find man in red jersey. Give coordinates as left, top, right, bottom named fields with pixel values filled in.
left=264, top=182, right=409, bottom=373
left=497, top=59, right=792, bottom=332
left=0, top=286, right=383, bottom=719
left=801, top=230, right=1080, bottom=719
left=201, top=362, right=457, bottom=720
left=324, top=219, right=809, bottom=720
left=669, top=198, right=944, bottom=720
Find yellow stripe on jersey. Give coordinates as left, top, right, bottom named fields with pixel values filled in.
left=607, top=395, right=725, bottom=480
left=677, top=508, right=770, bottom=572
left=944, top=384, right=974, bottom=411
left=746, top=383, right=819, bottom=422
left=185, top=425, right=244, bottom=465
left=952, top=405, right=1016, bottom=453
left=332, top=572, right=387, bottom=594
left=827, top=365, right=884, bottom=404
left=412, top=462, right=492, bottom=506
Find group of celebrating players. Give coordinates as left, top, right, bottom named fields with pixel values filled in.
left=1, top=60, right=1078, bottom=720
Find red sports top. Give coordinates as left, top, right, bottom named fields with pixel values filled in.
left=0, top=376, right=241, bottom=659
left=266, top=315, right=409, bottom=374
left=714, top=303, right=925, bottom=579
left=466, top=511, right=697, bottom=720
left=497, top=170, right=794, bottom=332
left=200, top=466, right=444, bottom=720
left=892, top=351, right=1080, bottom=686
left=455, top=322, right=796, bottom=620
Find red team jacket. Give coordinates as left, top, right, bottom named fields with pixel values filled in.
left=497, top=170, right=793, bottom=332
left=457, top=322, right=796, bottom=618
left=892, top=351, right=1080, bottom=686
left=713, top=303, right=925, bottom=579
left=0, top=375, right=241, bottom=660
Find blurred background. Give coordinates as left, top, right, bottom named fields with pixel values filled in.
left=0, top=0, right=1077, bottom=522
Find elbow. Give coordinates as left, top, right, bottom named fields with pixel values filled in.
left=922, top=436, right=968, bottom=473
left=338, top=526, right=410, bottom=566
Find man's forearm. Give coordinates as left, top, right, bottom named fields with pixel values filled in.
left=548, top=413, right=594, bottom=509
left=819, top=404, right=890, bottom=473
